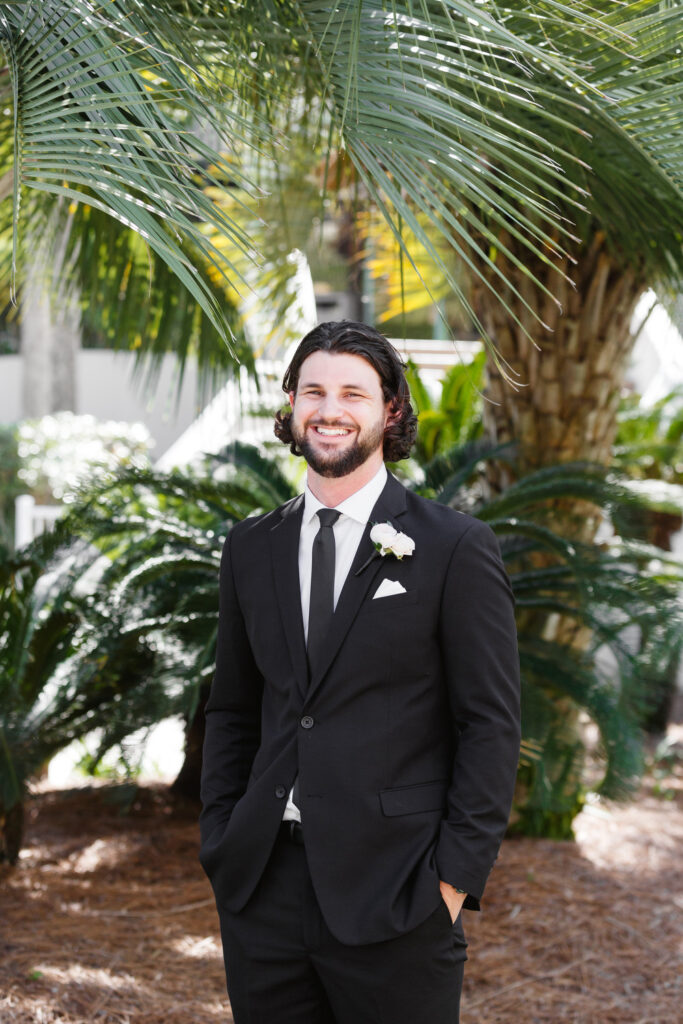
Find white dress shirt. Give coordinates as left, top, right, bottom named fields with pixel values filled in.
left=283, top=464, right=388, bottom=822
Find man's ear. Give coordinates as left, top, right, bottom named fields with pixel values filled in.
left=385, top=399, right=400, bottom=427
left=288, top=391, right=295, bottom=411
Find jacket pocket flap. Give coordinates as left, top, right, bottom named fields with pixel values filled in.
left=379, top=780, right=447, bottom=817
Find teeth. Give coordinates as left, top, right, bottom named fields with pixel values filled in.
left=315, top=427, right=350, bottom=436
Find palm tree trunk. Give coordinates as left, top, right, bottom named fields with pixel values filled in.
left=474, top=231, right=647, bottom=534
left=474, top=231, right=648, bottom=638
left=0, top=801, right=24, bottom=865
left=170, top=688, right=208, bottom=801
left=473, top=234, right=650, bottom=834
left=21, top=231, right=81, bottom=418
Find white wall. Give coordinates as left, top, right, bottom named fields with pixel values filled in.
left=0, top=355, right=22, bottom=422
left=0, top=350, right=222, bottom=456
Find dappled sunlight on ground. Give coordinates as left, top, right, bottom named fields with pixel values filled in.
left=462, top=731, right=683, bottom=1023
left=1, top=748, right=682, bottom=1023
left=28, top=963, right=140, bottom=993
left=575, top=795, right=683, bottom=874
left=168, top=934, right=224, bottom=962
left=1, top=786, right=230, bottom=1024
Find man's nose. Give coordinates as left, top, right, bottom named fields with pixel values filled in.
left=318, top=393, right=344, bottom=420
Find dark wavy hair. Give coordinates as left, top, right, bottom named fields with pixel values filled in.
left=273, top=321, right=417, bottom=462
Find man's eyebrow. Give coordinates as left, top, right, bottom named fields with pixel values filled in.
left=299, top=380, right=371, bottom=391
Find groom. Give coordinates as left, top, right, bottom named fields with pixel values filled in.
left=200, top=321, right=521, bottom=1023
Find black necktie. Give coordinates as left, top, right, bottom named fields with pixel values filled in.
left=293, top=507, right=341, bottom=811
left=307, top=507, right=341, bottom=678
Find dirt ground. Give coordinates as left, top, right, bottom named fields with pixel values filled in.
left=1, top=734, right=681, bottom=1024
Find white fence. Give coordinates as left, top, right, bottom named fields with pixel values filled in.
left=15, top=494, right=63, bottom=549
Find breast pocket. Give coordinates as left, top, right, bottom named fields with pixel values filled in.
left=367, top=588, right=419, bottom=611
left=352, top=587, right=426, bottom=676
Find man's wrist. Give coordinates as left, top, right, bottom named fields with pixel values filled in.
left=442, top=881, right=467, bottom=896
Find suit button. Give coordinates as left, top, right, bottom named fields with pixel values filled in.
left=300, top=715, right=314, bottom=729
left=275, top=785, right=287, bottom=799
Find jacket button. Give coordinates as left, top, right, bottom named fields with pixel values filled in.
left=275, top=785, right=287, bottom=799
left=300, top=715, right=315, bottom=729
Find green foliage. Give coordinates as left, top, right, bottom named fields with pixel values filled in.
left=0, top=520, right=185, bottom=861
left=2, top=1, right=682, bottom=378
left=514, top=714, right=585, bottom=841
left=358, top=2, right=683, bottom=335
left=0, top=424, right=20, bottom=548
left=610, top=388, right=683, bottom=730
left=3, top=436, right=680, bottom=856
left=0, top=1, right=255, bottom=353
left=0, top=528, right=85, bottom=821
left=63, top=443, right=298, bottom=742
left=421, top=452, right=683, bottom=835
left=68, top=206, right=254, bottom=395
left=614, top=388, right=683, bottom=484
left=405, top=353, right=485, bottom=467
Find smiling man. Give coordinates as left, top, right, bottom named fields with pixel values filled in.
left=200, top=321, right=521, bottom=1024
left=287, top=346, right=388, bottom=484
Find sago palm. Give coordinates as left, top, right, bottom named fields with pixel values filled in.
left=0, top=523, right=173, bottom=862
left=63, top=447, right=683, bottom=838
left=420, top=450, right=683, bottom=834
left=62, top=444, right=298, bottom=798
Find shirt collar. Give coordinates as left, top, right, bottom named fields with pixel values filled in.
left=303, top=464, right=388, bottom=526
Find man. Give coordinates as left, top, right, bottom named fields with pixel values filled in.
left=200, top=321, right=521, bottom=1023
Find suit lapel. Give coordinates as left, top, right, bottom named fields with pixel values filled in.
left=269, top=495, right=309, bottom=701
left=306, top=473, right=409, bottom=702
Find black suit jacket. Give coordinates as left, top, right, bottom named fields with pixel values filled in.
left=199, top=472, right=520, bottom=945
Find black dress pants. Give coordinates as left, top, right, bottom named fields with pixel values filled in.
left=216, top=826, right=467, bottom=1024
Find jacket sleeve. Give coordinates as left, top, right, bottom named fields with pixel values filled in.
left=199, top=526, right=264, bottom=850
left=435, top=517, right=521, bottom=909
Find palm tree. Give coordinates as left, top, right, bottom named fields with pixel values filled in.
left=476, top=0, right=683, bottom=490
left=355, top=3, right=683, bottom=508
left=3, top=1, right=679, bottom=392
left=3, top=2, right=682, bottom=848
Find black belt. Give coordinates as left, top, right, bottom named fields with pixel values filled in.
left=279, top=820, right=305, bottom=846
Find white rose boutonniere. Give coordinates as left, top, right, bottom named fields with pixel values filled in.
left=370, top=522, right=415, bottom=560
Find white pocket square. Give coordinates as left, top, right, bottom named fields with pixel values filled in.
left=373, top=578, right=407, bottom=599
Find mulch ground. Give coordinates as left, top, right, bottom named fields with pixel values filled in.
left=1, top=734, right=681, bottom=1024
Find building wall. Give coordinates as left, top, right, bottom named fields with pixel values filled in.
left=0, top=350, right=221, bottom=456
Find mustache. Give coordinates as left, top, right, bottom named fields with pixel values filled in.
left=307, top=419, right=357, bottom=430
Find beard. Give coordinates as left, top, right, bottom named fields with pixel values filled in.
left=291, top=416, right=386, bottom=478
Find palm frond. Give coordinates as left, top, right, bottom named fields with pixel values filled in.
left=418, top=438, right=515, bottom=504
left=4, top=0, right=682, bottom=374
left=520, top=637, right=643, bottom=801
left=0, top=0, right=260, bottom=349
left=208, top=440, right=298, bottom=509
